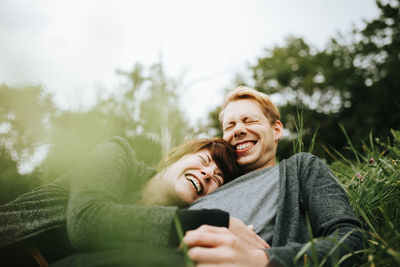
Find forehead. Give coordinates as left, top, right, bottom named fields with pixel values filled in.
left=186, top=149, right=213, bottom=162
left=192, top=148, right=211, bottom=157
left=222, top=99, right=265, bottom=123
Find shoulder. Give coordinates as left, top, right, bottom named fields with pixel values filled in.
left=99, top=136, right=132, bottom=150
left=284, top=152, right=322, bottom=167
left=282, top=153, right=333, bottom=183
left=93, top=136, right=137, bottom=160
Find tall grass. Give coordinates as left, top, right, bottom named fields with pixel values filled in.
left=330, top=129, right=400, bottom=266
left=292, top=112, right=400, bottom=266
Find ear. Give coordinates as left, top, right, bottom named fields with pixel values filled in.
left=273, top=120, right=284, bottom=141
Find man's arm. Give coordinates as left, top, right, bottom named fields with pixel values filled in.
left=265, top=153, right=364, bottom=266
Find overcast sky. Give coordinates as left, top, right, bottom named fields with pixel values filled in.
left=0, top=0, right=380, bottom=125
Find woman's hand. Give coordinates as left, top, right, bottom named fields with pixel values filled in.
left=183, top=218, right=271, bottom=266
left=228, top=217, right=270, bottom=249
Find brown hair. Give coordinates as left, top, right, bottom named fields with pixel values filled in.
left=158, top=138, right=241, bottom=184
left=219, top=86, right=280, bottom=124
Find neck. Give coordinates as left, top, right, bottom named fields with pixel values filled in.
left=242, top=156, right=276, bottom=174
left=138, top=173, right=182, bottom=207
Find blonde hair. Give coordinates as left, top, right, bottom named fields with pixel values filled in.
left=219, top=86, right=280, bottom=124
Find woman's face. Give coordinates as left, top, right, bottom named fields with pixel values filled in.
left=161, top=149, right=224, bottom=206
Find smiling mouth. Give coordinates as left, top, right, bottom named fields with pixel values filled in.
left=235, top=141, right=256, bottom=153
left=185, top=174, right=203, bottom=195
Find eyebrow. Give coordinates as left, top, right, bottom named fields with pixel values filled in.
left=223, top=121, right=235, bottom=127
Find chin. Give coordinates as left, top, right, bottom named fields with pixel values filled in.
left=238, top=155, right=256, bottom=166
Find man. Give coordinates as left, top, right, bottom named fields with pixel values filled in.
left=184, top=86, right=363, bottom=266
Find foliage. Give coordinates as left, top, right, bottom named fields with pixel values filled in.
left=212, top=0, right=400, bottom=160
left=42, top=62, right=189, bottom=181
left=0, top=62, right=190, bottom=199
left=0, top=145, right=41, bottom=204
left=0, top=85, right=53, bottom=203
left=290, top=111, right=399, bottom=266
left=330, top=129, right=400, bottom=266
left=0, top=85, right=54, bottom=160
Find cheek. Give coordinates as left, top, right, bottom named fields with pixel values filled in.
left=208, top=183, right=219, bottom=193
left=223, top=131, right=233, bottom=142
left=174, top=182, right=193, bottom=202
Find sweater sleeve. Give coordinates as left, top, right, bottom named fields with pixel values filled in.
left=66, top=137, right=230, bottom=252
left=169, top=209, right=229, bottom=246
left=0, top=181, right=69, bottom=248
left=66, top=137, right=178, bottom=251
left=266, top=153, right=364, bottom=266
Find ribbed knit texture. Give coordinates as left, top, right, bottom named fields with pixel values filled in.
left=66, top=137, right=177, bottom=250
left=267, top=153, right=363, bottom=266
left=0, top=174, right=70, bottom=247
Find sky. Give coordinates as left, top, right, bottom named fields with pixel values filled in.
left=0, top=0, right=380, bottom=125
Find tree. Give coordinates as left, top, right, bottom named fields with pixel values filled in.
left=0, top=85, right=53, bottom=202
left=114, top=62, right=190, bottom=163
left=43, top=62, right=191, bottom=181
left=250, top=0, right=400, bottom=159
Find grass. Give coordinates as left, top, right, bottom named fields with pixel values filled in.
left=329, top=129, right=400, bottom=266
left=293, top=113, right=400, bottom=266
left=292, top=112, right=400, bottom=266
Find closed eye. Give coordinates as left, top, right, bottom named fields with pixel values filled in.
left=213, top=173, right=223, bottom=187
left=244, top=117, right=258, bottom=123
left=199, top=154, right=210, bottom=165
left=223, top=123, right=235, bottom=131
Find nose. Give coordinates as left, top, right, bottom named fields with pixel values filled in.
left=200, top=168, right=213, bottom=182
left=233, top=123, right=247, bottom=138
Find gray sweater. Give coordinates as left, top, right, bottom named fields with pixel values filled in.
left=190, top=152, right=363, bottom=266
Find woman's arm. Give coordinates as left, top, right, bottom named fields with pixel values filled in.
left=67, top=137, right=178, bottom=251
left=67, top=137, right=230, bottom=251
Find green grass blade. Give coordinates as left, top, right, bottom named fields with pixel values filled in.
left=174, top=215, right=194, bottom=267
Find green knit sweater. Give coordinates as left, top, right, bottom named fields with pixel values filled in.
left=0, top=137, right=228, bottom=264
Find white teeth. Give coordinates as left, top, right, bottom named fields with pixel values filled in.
left=185, top=174, right=202, bottom=194
left=236, top=142, right=253, bottom=151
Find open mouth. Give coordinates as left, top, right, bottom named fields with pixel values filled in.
left=185, top=174, right=203, bottom=195
left=235, top=141, right=256, bottom=153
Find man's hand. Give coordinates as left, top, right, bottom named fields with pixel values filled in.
left=183, top=218, right=270, bottom=266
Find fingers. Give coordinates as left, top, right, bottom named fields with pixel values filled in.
left=245, top=226, right=269, bottom=248
left=242, top=224, right=270, bottom=249
left=184, top=225, right=232, bottom=248
left=184, top=225, right=271, bottom=267
left=255, top=233, right=270, bottom=249
left=184, top=224, right=270, bottom=250
left=235, top=226, right=265, bottom=249
left=188, top=246, right=232, bottom=264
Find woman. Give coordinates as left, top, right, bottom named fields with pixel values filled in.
left=0, top=136, right=241, bottom=266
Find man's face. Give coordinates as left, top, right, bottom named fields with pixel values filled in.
left=222, top=99, right=283, bottom=172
